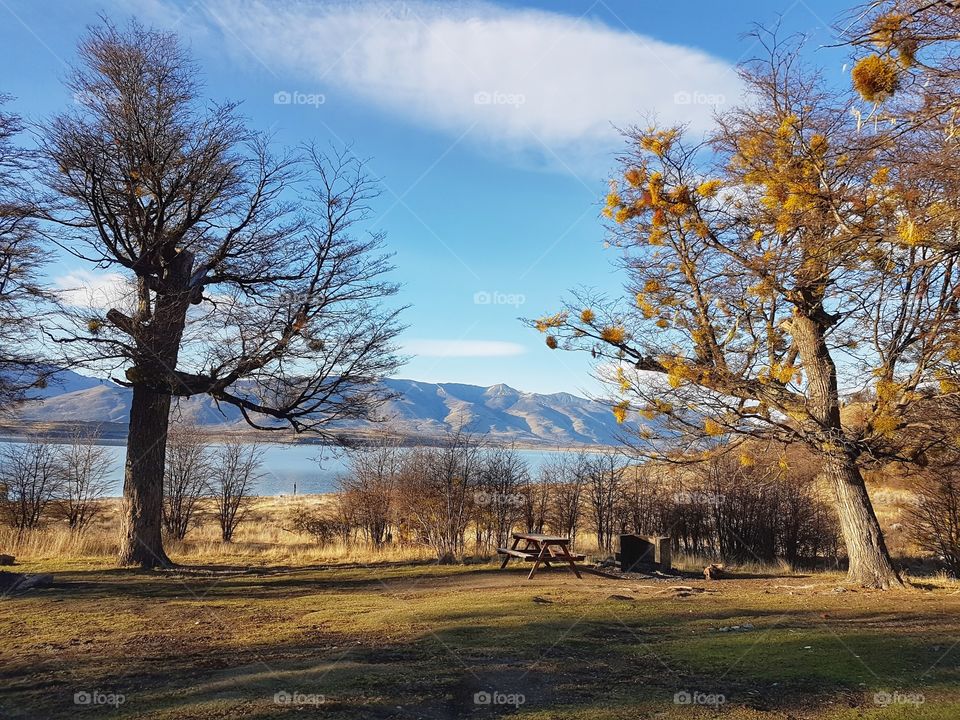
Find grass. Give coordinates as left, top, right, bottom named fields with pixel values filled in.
left=2, top=498, right=959, bottom=718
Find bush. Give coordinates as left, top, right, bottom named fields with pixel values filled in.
left=906, top=469, right=960, bottom=576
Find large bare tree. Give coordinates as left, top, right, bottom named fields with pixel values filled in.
left=0, top=99, right=52, bottom=407
left=534, top=33, right=960, bottom=588
left=36, top=22, right=404, bottom=567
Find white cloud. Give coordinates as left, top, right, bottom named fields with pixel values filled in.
left=142, top=0, right=742, bottom=166
left=54, top=269, right=132, bottom=310
left=404, top=339, right=526, bottom=358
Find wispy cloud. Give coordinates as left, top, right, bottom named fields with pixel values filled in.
left=403, top=339, right=526, bottom=358
left=54, top=269, right=132, bottom=310
left=133, top=0, right=742, bottom=167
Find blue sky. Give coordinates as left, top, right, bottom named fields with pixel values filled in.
left=2, top=0, right=850, bottom=395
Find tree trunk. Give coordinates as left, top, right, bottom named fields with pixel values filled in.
left=826, top=454, right=902, bottom=588
left=790, top=312, right=902, bottom=589
left=118, top=384, right=173, bottom=568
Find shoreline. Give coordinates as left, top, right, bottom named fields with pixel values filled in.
left=0, top=421, right=616, bottom=453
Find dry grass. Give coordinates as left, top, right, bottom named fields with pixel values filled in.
left=1, top=495, right=437, bottom=567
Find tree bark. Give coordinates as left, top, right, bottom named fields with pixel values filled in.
left=826, top=454, right=903, bottom=588
left=118, top=384, right=173, bottom=568
left=790, top=312, right=903, bottom=589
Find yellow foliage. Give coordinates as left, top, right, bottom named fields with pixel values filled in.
left=644, top=279, right=661, bottom=293
left=616, top=366, right=631, bottom=393
left=612, top=400, right=630, bottom=424
left=635, top=293, right=656, bottom=319
left=936, top=370, right=960, bottom=394
left=703, top=418, right=724, bottom=437
left=852, top=54, right=899, bottom=102
left=601, top=325, right=627, bottom=344
left=897, top=216, right=927, bottom=246
left=769, top=362, right=797, bottom=384
left=872, top=413, right=898, bottom=436
left=696, top=179, right=722, bottom=198
left=655, top=318, right=670, bottom=329
left=871, top=12, right=905, bottom=45
left=640, top=129, right=678, bottom=157
left=580, top=308, right=595, bottom=324
left=739, top=452, right=755, bottom=468
left=624, top=167, right=646, bottom=188
left=809, top=134, right=828, bottom=155
left=875, top=378, right=901, bottom=402
left=939, top=377, right=959, bottom=394
left=666, top=361, right=695, bottom=389
left=535, top=312, right=567, bottom=333
left=871, top=167, right=890, bottom=185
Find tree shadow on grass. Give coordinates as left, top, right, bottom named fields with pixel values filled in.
left=3, top=597, right=960, bottom=719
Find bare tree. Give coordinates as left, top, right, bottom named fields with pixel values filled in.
left=56, top=428, right=115, bottom=531
left=0, top=440, right=63, bottom=530
left=162, top=419, right=209, bottom=540
left=339, top=434, right=404, bottom=547
left=544, top=452, right=588, bottom=544
left=906, top=463, right=960, bottom=576
left=532, top=31, right=960, bottom=587
left=520, top=469, right=550, bottom=534
left=585, top=452, right=626, bottom=553
left=208, top=440, right=263, bottom=542
left=474, top=445, right=529, bottom=551
left=36, top=21, right=403, bottom=566
left=397, top=428, right=483, bottom=563
left=0, top=98, right=52, bottom=407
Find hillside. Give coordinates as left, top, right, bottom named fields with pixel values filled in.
left=11, top=371, right=626, bottom=447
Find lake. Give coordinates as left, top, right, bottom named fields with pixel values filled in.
left=0, top=440, right=563, bottom=497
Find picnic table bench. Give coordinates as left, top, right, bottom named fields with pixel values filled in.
left=497, top=532, right=584, bottom=579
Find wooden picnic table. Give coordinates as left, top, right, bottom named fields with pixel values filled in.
left=497, top=532, right=584, bottom=580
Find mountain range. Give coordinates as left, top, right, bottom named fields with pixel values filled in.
left=11, top=370, right=625, bottom=447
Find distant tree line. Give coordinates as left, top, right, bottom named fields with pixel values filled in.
left=1, top=423, right=264, bottom=543
left=285, top=431, right=850, bottom=569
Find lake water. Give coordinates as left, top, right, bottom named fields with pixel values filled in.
left=0, top=440, right=560, bottom=497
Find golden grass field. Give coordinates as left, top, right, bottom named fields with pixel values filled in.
left=2, top=493, right=959, bottom=719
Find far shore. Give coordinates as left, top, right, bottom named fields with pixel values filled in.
left=0, top=420, right=615, bottom=453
